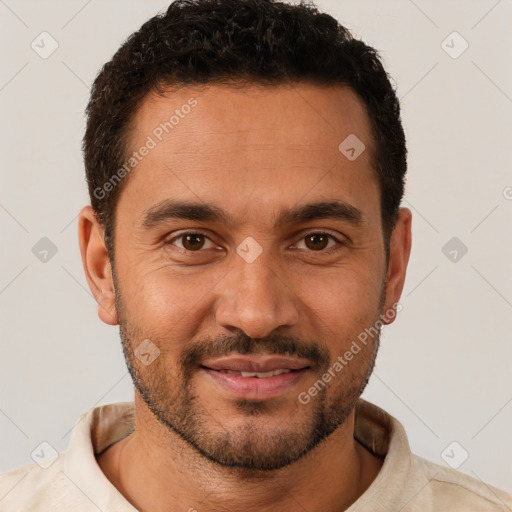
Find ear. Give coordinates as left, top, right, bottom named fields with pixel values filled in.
left=78, top=206, right=118, bottom=325
left=382, top=207, right=412, bottom=325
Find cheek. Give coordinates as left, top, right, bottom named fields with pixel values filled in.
left=121, top=265, right=221, bottom=342
left=299, top=265, right=384, bottom=346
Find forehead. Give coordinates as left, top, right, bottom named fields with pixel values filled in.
left=118, top=82, right=378, bottom=224
left=128, top=82, right=374, bottom=158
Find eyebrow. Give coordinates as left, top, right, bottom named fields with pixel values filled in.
left=141, top=199, right=364, bottom=229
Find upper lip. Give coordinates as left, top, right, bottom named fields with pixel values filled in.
left=201, top=355, right=311, bottom=373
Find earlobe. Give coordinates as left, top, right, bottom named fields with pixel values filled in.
left=382, top=207, right=412, bottom=324
left=78, top=206, right=119, bottom=326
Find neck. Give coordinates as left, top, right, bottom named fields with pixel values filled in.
left=97, top=395, right=383, bottom=512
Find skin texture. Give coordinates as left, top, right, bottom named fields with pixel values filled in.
left=79, top=82, right=412, bottom=512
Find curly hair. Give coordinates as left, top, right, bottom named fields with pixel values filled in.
left=83, top=0, right=406, bottom=259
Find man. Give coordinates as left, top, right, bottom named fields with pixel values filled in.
left=1, top=0, right=510, bottom=510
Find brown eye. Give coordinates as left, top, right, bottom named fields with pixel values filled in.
left=170, top=233, right=214, bottom=251
left=304, top=233, right=330, bottom=251
left=295, top=232, right=340, bottom=252
left=182, top=234, right=205, bottom=251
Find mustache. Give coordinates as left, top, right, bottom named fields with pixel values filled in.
left=180, top=332, right=331, bottom=374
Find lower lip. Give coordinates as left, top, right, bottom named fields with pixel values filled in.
left=201, top=367, right=308, bottom=400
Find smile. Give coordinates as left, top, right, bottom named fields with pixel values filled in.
left=199, top=355, right=311, bottom=400
left=213, top=369, right=292, bottom=378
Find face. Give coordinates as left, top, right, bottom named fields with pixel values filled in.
left=82, top=83, right=410, bottom=471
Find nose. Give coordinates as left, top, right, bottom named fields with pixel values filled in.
left=214, top=250, right=300, bottom=339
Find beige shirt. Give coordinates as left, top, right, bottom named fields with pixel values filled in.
left=1, top=399, right=510, bottom=511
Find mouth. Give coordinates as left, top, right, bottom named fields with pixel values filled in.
left=199, top=355, right=311, bottom=400
left=208, top=368, right=295, bottom=378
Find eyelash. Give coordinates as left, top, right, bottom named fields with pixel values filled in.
left=166, top=231, right=344, bottom=254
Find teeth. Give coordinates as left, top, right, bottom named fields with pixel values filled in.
left=273, top=369, right=292, bottom=376
left=254, top=370, right=274, bottom=378
left=218, top=369, right=293, bottom=378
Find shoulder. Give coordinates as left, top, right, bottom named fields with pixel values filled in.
left=0, top=455, right=96, bottom=511
left=410, top=453, right=512, bottom=511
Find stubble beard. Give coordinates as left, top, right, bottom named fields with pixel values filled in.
left=113, top=270, right=383, bottom=472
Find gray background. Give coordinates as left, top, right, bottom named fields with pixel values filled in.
left=1, top=0, right=511, bottom=495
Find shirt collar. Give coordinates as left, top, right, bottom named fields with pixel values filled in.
left=348, top=398, right=414, bottom=510
left=62, top=398, right=412, bottom=510
left=63, top=402, right=137, bottom=511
